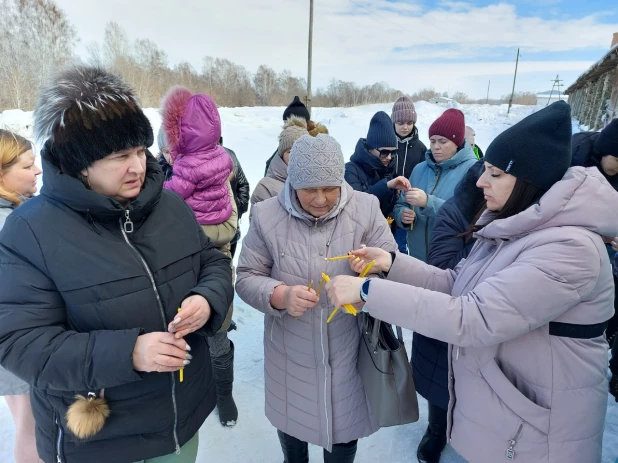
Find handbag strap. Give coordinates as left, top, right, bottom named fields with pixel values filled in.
left=366, top=314, right=405, bottom=347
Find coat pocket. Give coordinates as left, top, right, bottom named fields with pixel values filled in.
left=480, top=360, right=551, bottom=436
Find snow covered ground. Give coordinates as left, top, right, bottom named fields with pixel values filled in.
left=0, top=102, right=616, bottom=462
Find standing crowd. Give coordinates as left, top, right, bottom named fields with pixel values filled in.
left=0, top=66, right=616, bottom=463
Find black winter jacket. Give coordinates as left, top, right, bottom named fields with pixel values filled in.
left=0, top=149, right=234, bottom=463
left=224, top=147, right=250, bottom=220
left=344, top=139, right=398, bottom=218
left=411, top=160, right=485, bottom=410
left=158, top=155, right=173, bottom=182
left=264, top=149, right=277, bottom=176
left=571, top=131, right=618, bottom=191
left=394, top=126, right=427, bottom=180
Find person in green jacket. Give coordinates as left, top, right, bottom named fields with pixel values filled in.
left=395, top=109, right=477, bottom=262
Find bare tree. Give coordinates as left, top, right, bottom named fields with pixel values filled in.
left=0, top=0, right=76, bottom=109
left=0, top=12, right=426, bottom=111
left=500, top=91, right=538, bottom=105
left=411, top=87, right=440, bottom=102
left=451, top=92, right=470, bottom=103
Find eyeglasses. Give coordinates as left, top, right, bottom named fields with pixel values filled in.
left=377, top=149, right=397, bottom=159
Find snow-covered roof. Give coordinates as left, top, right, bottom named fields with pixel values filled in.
left=564, top=43, right=618, bottom=94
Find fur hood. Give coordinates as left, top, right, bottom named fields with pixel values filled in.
left=283, top=115, right=308, bottom=131
left=160, top=86, right=222, bottom=162
left=307, top=120, right=329, bottom=137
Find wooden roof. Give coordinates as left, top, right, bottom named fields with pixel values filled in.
left=565, top=45, right=618, bottom=94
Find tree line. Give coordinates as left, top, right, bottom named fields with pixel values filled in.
left=0, top=0, right=537, bottom=112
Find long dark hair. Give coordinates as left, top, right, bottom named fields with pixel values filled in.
left=461, top=178, right=546, bottom=240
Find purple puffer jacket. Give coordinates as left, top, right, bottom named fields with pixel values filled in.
left=163, top=93, right=233, bottom=225
left=364, top=167, right=618, bottom=463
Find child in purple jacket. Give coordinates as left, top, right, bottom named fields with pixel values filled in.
left=161, top=86, right=234, bottom=225
left=161, top=86, right=238, bottom=427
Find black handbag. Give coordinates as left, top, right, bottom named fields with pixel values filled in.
left=358, top=313, right=419, bottom=427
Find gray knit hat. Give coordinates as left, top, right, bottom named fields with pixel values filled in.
left=288, top=134, right=345, bottom=190
left=278, top=116, right=309, bottom=157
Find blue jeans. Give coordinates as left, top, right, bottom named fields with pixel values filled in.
left=394, top=226, right=408, bottom=254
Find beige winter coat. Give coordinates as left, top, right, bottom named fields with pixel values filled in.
left=201, top=182, right=236, bottom=332
left=250, top=153, right=288, bottom=206
left=201, top=183, right=237, bottom=253
left=364, top=167, right=618, bottom=463
left=236, top=182, right=397, bottom=451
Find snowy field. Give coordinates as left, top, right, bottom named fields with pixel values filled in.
left=0, top=102, right=616, bottom=462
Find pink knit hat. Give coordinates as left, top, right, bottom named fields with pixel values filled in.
left=429, top=109, right=465, bottom=147
left=391, top=96, right=417, bottom=124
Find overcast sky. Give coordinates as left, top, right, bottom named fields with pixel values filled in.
left=55, top=0, right=618, bottom=99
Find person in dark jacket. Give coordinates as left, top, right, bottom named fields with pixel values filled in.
left=220, top=137, right=250, bottom=258
left=571, top=118, right=618, bottom=345
left=391, top=96, right=427, bottom=253
left=571, top=118, right=618, bottom=191
left=392, top=96, right=427, bottom=179
left=612, top=247, right=618, bottom=402
left=413, top=160, right=485, bottom=463
left=344, top=111, right=411, bottom=223
left=0, top=66, right=234, bottom=463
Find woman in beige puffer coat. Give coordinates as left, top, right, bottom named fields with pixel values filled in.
left=237, top=134, right=397, bottom=462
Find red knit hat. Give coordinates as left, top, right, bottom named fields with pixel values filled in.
left=428, top=109, right=465, bottom=147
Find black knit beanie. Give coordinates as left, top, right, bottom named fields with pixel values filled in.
left=484, top=101, right=572, bottom=191
left=595, top=118, right=618, bottom=157
left=283, top=96, right=310, bottom=122
left=33, top=66, right=153, bottom=176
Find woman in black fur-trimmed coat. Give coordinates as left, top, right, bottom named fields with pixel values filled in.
left=0, top=67, right=234, bottom=463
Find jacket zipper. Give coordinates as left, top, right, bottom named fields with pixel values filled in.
left=424, top=167, right=443, bottom=261
left=119, top=211, right=181, bottom=455
left=506, top=421, right=524, bottom=460
left=312, top=220, right=331, bottom=450
left=55, top=418, right=63, bottom=463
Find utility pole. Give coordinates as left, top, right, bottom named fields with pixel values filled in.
left=486, top=80, right=491, bottom=105
left=306, top=0, right=314, bottom=113
left=507, top=48, right=520, bottom=115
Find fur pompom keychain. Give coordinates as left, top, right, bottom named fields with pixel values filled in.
left=66, top=391, right=110, bottom=439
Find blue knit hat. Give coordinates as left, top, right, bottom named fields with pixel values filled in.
left=366, top=111, right=397, bottom=150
